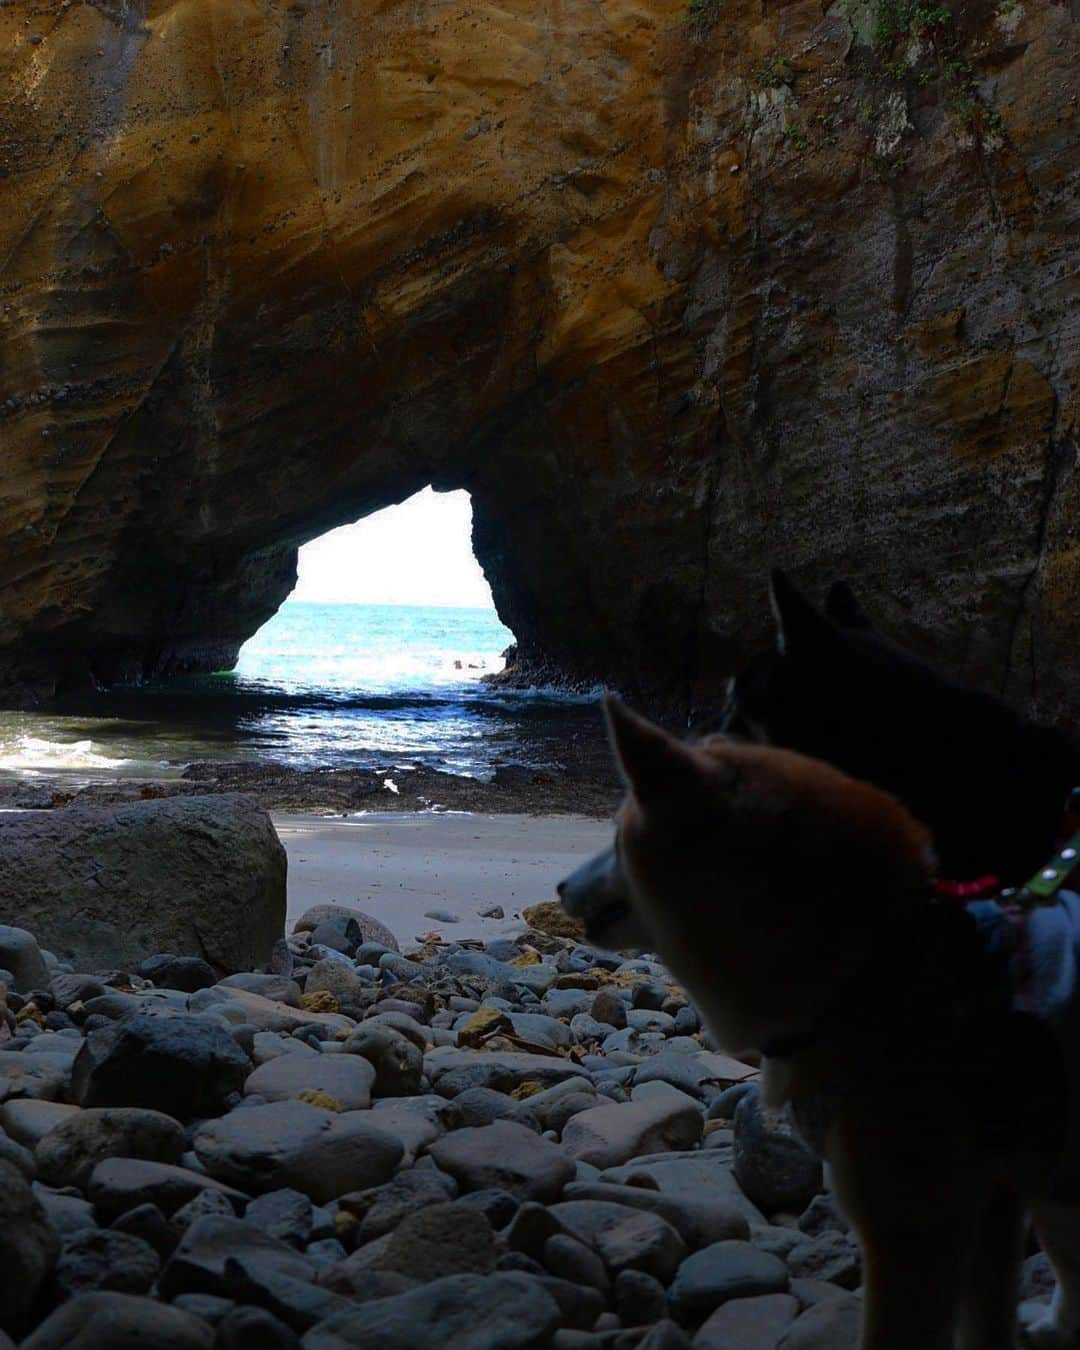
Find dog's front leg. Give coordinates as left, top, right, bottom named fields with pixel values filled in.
left=829, top=1118, right=982, bottom=1350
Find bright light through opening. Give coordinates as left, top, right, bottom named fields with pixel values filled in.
left=289, top=487, right=495, bottom=610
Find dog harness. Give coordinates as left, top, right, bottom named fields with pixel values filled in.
left=786, top=791, right=1080, bottom=1179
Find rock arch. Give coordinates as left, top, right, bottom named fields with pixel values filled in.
left=1, top=0, right=1076, bottom=717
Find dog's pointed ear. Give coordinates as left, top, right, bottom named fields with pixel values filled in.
left=825, top=580, right=871, bottom=629
left=769, top=569, right=832, bottom=654
left=603, top=694, right=722, bottom=810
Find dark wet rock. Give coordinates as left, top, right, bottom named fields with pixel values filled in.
left=137, top=955, right=218, bottom=993
left=563, top=1180, right=749, bottom=1249
left=749, top=1224, right=803, bottom=1262
left=497, top=1250, right=547, bottom=1277
left=524, top=1079, right=598, bottom=1129
left=365, top=1011, right=430, bottom=1052
left=784, top=1232, right=861, bottom=1289
left=366, top=1096, right=453, bottom=1165
left=505, top=1199, right=566, bottom=1260
left=600, top=1156, right=766, bottom=1231
left=633, top=1054, right=753, bottom=1104
left=668, top=1240, right=790, bottom=1324
left=54, top=1228, right=161, bottom=1299
left=0, top=1160, right=60, bottom=1335
left=543, top=1232, right=610, bottom=1293
left=87, top=1158, right=248, bottom=1221
left=339, top=1167, right=457, bottom=1243
left=189, top=986, right=352, bottom=1037
left=341, top=1025, right=422, bottom=1098
left=631, top=981, right=669, bottom=1012
left=50, top=973, right=106, bottom=1008
left=192, top=1100, right=403, bottom=1203
left=158, top=1215, right=313, bottom=1300
left=549, top=1199, right=687, bottom=1283
left=244, top=1188, right=314, bottom=1248
left=302, top=1271, right=562, bottom=1349
left=706, top=1083, right=756, bottom=1122
left=591, top=990, right=628, bottom=1030
left=110, top=1201, right=179, bottom=1259
left=534, top=1276, right=606, bottom=1333
left=172, top=1189, right=238, bottom=1229
left=304, top=961, right=365, bottom=1002
left=797, top=1192, right=850, bottom=1237
left=20, top=1292, right=214, bottom=1349
left=364, top=1201, right=498, bottom=1281
left=775, top=1296, right=861, bottom=1349
left=455, top=1186, right=519, bottom=1229
left=0, top=1049, right=70, bottom=1103
left=218, top=1265, right=357, bottom=1334
left=0, top=1128, right=35, bottom=1178
left=562, top=1097, right=703, bottom=1169
left=219, top=974, right=303, bottom=1006
left=673, top=1008, right=700, bottom=1036
left=614, top=1268, right=668, bottom=1326
left=306, top=1237, right=348, bottom=1269
left=171, top=1293, right=237, bottom=1324
left=733, top=1088, right=823, bottom=1216
left=451, top=1086, right=542, bottom=1132
left=216, top=1305, right=303, bottom=1349
left=425, top=1048, right=583, bottom=1098
left=0, top=927, right=50, bottom=994
left=309, top=916, right=363, bottom=956
left=693, top=1292, right=800, bottom=1349
left=293, top=907, right=399, bottom=955
left=243, top=1054, right=374, bottom=1110
left=428, top=1120, right=575, bottom=1202
left=72, top=1015, right=251, bottom=1119
left=36, top=1106, right=185, bottom=1189
left=34, top=1185, right=99, bottom=1239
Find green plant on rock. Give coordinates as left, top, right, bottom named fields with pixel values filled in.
left=754, top=54, right=795, bottom=87
left=784, top=121, right=808, bottom=150
left=864, top=0, right=1006, bottom=139
left=872, top=0, right=951, bottom=46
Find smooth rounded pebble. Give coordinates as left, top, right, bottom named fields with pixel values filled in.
left=19, top=1292, right=214, bottom=1349
left=193, top=1100, right=403, bottom=1203
left=36, top=1107, right=185, bottom=1189
left=428, top=1120, right=575, bottom=1203
left=243, top=1054, right=375, bottom=1111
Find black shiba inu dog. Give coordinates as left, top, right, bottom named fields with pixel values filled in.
left=720, top=572, right=1080, bottom=885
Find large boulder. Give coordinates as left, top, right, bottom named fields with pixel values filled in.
left=0, top=795, right=286, bottom=973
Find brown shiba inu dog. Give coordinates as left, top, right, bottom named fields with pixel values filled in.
left=560, top=695, right=1078, bottom=1350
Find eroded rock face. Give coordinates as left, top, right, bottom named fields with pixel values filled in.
left=0, top=0, right=1075, bottom=715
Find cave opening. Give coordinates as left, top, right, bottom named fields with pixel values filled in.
left=235, top=485, right=514, bottom=696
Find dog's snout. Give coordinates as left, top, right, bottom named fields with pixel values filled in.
left=558, top=845, right=622, bottom=919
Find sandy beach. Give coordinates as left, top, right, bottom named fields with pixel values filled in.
left=273, top=809, right=613, bottom=946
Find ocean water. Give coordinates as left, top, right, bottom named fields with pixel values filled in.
left=0, top=602, right=604, bottom=783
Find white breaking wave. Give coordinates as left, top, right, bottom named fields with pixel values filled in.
left=0, top=735, right=134, bottom=774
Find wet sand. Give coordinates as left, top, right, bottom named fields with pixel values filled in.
left=274, top=810, right=614, bottom=946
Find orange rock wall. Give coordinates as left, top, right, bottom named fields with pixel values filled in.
left=0, top=0, right=1076, bottom=714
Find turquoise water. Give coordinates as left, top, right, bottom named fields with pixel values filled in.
left=0, top=602, right=603, bottom=781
